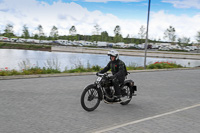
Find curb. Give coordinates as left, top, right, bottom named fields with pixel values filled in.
left=0, top=67, right=200, bottom=80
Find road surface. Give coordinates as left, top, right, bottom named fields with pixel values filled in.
left=0, top=69, right=200, bottom=133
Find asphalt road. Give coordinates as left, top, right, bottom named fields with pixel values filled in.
left=0, top=69, right=200, bottom=133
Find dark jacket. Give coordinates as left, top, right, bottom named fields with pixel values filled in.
left=100, top=59, right=126, bottom=82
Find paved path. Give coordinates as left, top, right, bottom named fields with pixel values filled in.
left=0, top=69, right=200, bottom=133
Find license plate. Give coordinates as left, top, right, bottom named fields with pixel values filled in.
left=97, top=77, right=102, bottom=82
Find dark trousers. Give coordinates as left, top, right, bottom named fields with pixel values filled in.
left=112, top=77, right=125, bottom=96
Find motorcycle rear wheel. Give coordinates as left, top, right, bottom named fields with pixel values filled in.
left=120, top=85, right=133, bottom=105
left=81, top=84, right=100, bottom=111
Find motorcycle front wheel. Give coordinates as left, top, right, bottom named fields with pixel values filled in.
left=81, top=84, right=100, bottom=111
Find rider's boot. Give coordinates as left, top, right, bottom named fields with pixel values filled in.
left=112, top=78, right=122, bottom=102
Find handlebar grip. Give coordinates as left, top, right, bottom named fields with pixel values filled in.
left=98, top=73, right=104, bottom=76
left=96, top=72, right=107, bottom=76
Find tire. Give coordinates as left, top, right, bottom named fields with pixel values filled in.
left=81, top=84, right=100, bottom=111
left=120, top=84, right=133, bottom=105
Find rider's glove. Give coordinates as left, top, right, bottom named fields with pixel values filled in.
left=110, top=75, right=116, bottom=80
left=96, top=72, right=100, bottom=76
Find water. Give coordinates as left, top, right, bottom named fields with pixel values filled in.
left=0, top=49, right=200, bottom=71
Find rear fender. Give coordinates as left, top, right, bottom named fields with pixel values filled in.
left=124, top=80, right=137, bottom=93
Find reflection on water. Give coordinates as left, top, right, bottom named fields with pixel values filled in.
left=0, top=49, right=200, bottom=71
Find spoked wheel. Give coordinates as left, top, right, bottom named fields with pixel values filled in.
left=120, top=85, right=133, bottom=105
left=81, top=84, right=100, bottom=111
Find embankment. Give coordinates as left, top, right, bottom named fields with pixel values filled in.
left=0, top=42, right=51, bottom=51
left=52, top=46, right=200, bottom=60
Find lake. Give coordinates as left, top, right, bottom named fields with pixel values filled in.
left=0, top=49, right=200, bottom=71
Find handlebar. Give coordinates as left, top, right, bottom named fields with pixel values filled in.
left=96, top=72, right=108, bottom=77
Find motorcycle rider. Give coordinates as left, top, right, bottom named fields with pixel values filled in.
left=97, top=50, right=127, bottom=102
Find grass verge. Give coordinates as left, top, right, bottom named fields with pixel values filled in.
left=0, top=42, right=51, bottom=51
left=0, top=61, right=183, bottom=76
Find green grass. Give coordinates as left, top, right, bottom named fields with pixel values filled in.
left=0, top=42, right=51, bottom=50
left=158, top=49, right=188, bottom=52
left=0, top=61, right=184, bottom=76
left=63, top=65, right=101, bottom=73
left=0, top=68, right=61, bottom=76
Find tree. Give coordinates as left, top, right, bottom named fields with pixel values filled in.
left=124, top=34, right=131, bottom=44
left=163, top=26, right=176, bottom=44
left=69, top=26, right=77, bottom=36
left=113, top=25, right=123, bottom=43
left=22, top=25, right=30, bottom=39
left=196, top=31, right=200, bottom=44
left=4, top=24, right=14, bottom=38
left=33, top=34, right=39, bottom=39
left=93, top=24, right=101, bottom=35
left=100, top=31, right=109, bottom=41
left=178, top=37, right=190, bottom=46
left=138, top=25, right=146, bottom=39
left=91, top=24, right=102, bottom=42
left=114, top=25, right=121, bottom=36
left=196, top=31, right=200, bottom=53
left=37, top=25, right=45, bottom=40
left=50, top=26, right=59, bottom=40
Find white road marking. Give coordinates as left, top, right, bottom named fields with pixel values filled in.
left=94, top=103, right=200, bottom=133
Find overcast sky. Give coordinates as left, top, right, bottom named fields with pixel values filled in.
left=0, top=0, right=200, bottom=42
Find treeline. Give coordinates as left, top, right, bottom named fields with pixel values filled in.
left=1, top=23, right=200, bottom=46
left=58, top=34, right=148, bottom=44
left=1, top=24, right=151, bottom=44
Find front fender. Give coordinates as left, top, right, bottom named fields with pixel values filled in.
left=93, top=83, right=103, bottom=100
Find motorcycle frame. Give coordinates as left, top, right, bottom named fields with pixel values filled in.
left=94, top=75, right=137, bottom=101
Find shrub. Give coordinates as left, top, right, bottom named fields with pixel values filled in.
left=147, top=62, right=183, bottom=69
left=91, top=65, right=101, bottom=71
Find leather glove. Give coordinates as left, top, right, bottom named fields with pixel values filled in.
left=96, top=72, right=102, bottom=76
left=110, top=75, right=116, bottom=80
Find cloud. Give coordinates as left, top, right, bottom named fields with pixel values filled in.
left=0, top=0, right=199, bottom=42
left=149, top=10, right=200, bottom=42
left=83, top=0, right=144, bottom=2
left=0, top=0, right=143, bottom=36
left=162, top=0, right=200, bottom=9
left=0, top=8, right=9, bottom=12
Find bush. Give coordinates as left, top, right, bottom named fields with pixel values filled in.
left=91, top=65, right=101, bottom=71
left=64, top=65, right=101, bottom=73
left=147, top=62, right=183, bottom=69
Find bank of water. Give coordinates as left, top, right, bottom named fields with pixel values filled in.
left=0, top=49, right=200, bottom=71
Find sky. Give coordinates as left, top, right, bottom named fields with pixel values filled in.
left=0, top=0, right=200, bottom=42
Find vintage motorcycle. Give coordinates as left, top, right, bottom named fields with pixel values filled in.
left=81, top=73, right=137, bottom=111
